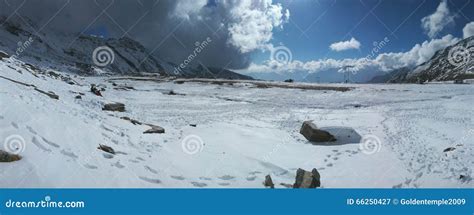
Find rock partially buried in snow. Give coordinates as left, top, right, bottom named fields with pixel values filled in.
left=443, top=147, right=456, bottom=152
left=300, top=121, right=336, bottom=142
left=90, top=84, right=103, bottom=97
left=0, top=150, right=21, bottom=162
left=120, top=116, right=142, bottom=125
left=263, top=175, right=275, bottom=188
left=0, top=51, right=10, bottom=60
left=97, top=144, right=115, bottom=155
left=293, top=168, right=321, bottom=188
left=143, top=124, right=165, bottom=134
left=102, top=103, right=125, bottom=112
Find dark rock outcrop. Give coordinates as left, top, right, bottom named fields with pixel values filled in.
left=102, top=103, right=125, bottom=112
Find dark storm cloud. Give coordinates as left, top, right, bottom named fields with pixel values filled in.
left=0, top=0, right=288, bottom=70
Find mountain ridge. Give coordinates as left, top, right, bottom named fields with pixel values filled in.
left=370, top=36, right=474, bottom=83
left=0, top=16, right=253, bottom=80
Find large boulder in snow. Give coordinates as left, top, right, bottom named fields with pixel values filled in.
left=300, top=121, right=336, bottom=142
left=293, top=168, right=321, bottom=188
left=0, top=150, right=21, bottom=162
left=102, top=103, right=125, bottom=112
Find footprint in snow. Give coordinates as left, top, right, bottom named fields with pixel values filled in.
left=84, top=164, right=98, bottom=169
left=60, top=149, right=78, bottom=159
left=199, top=177, right=212, bottom=181
left=219, top=175, right=236, bottom=180
left=26, top=126, right=38, bottom=135
left=170, top=175, right=185, bottom=181
left=11, top=122, right=19, bottom=129
left=139, top=176, right=161, bottom=184
left=31, top=136, right=52, bottom=152
left=246, top=176, right=257, bottom=181
left=102, top=153, right=114, bottom=159
left=248, top=171, right=262, bottom=175
left=41, top=137, right=60, bottom=148
left=144, top=166, right=158, bottom=174
left=191, top=182, right=207, bottom=187
left=113, top=161, right=125, bottom=169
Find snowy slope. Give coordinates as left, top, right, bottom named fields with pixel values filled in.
left=1, top=55, right=473, bottom=188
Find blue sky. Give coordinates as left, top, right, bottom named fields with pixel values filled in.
left=251, top=0, right=474, bottom=64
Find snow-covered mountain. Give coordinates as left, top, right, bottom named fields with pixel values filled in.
left=0, top=16, right=252, bottom=80
left=371, top=36, right=474, bottom=83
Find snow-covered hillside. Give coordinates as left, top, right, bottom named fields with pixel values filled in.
left=1, top=54, right=472, bottom=188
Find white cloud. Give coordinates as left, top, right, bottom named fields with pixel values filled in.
left=241, top=35, right=459, bottom=75
left=171, top=0, right=290, bottom=54
left=421, top=0, right=455, bottom=38
left=375, top=34, right=459, bottom=69
left=463, top=22, right=474, bottom=39
left=329, top=37, right=361, bottom=51
left=173, top=0, right=208, bottom=19
left=225, top=0, right=290, bottom=53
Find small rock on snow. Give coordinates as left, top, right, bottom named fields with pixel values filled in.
left=97, top=144, right=115, bottom=155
